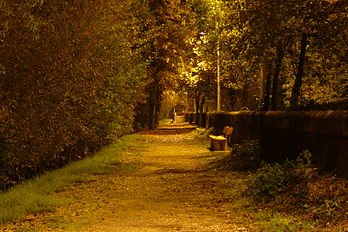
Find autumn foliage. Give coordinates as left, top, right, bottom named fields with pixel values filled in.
left=0, top=0, right=149, bottom=189
left=186, top=0, right=347, bottom=112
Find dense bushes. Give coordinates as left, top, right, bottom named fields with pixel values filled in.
left=230, top=140, right=261, bottom=171
left=0, top=0, right=149, bottom=189
left=247, top=150, right=348, bottom=225
left=215, top=140, right=262, bottom=171
left=219, top=141, right=347, bottom=227
left=248, top=150, right=313, bottom=200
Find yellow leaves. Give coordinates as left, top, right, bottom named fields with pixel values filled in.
left=0, top=0, right=151, bottom=187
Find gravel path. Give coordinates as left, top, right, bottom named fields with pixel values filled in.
left=3, top=123, right=249, bottom=231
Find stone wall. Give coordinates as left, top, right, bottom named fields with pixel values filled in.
left=187, top=111, right=348, bottom=178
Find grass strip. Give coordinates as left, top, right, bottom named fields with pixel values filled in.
left=0, top=134, right=140, bottom=225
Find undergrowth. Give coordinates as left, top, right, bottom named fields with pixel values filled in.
left=214, top=141, right=347, bottom=230
left=248, top=150, right=313, bottom=201
left=230, top=140, right=261, bottom=171
left=0, top=134, right=139, bottom=225
left=247, top=150, right=348, bottom=230
left=250, top=210, right=315, bottom=232
left=210, top=140, right=316, bottom=231
left=215, top=140, right=261, bottom=171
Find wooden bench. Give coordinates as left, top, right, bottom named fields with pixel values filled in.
left=209, top=126, right=234, bottom=151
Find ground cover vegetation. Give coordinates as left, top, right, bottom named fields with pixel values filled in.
left=218, top=140, right=348, bottom=231
left=0, top=134, right=139, bottom=225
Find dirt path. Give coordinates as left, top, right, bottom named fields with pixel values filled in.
left=3, top=123, right=250, bottom=231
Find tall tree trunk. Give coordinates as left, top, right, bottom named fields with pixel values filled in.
left=147, top=0, right=165, bottom=129
left=271, top=41, right=285, bottom=110
left=195, top=93, right=200, bottom=125
left=258, top=64, right=266, bottom=110
left=148, top=82, right=157, bottom=129
left=290, top=33, right=308, bottom=110
left=261, top=62, right=272, bottom=111
left=198, top=95, right=206, bottom=127
left=148, top=79, right=162, bottom=129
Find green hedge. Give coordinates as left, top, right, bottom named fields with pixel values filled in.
left=0, top=0, right=149, bottom=190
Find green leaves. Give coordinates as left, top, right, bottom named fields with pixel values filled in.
left=200, top=0, right=348, bottom=110
left=0, top=0, right=150, bottom=188
left=248, top=150, right=313, bottom=201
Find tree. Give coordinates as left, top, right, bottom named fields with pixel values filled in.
left=0, top=0, right=150, bottom=188
left=185, top=0, right=227, bottom=117
left=137, top=0, right=194, bottom=129
left=223, top=0, right=347, bottom=111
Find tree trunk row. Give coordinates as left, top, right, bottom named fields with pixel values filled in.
left=261, top=34, right=307, bottom=111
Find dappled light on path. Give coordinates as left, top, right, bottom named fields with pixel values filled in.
left=1, top=123, right=249, bottom=232
left=80, top=123, right=245, bottom=231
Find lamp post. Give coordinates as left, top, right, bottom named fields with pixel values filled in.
left=216, top=0, right=221, bottom=112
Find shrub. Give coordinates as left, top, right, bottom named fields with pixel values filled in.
left=247, top=150, right=348, bottom=225
left=210, top=140, right=261, bottom=172
left=230, top=140, right=261, bottom=171
left=248, top=150, right=313, bottom=201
